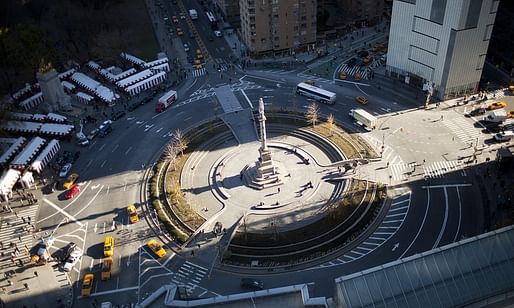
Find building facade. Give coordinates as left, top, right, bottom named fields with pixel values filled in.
left=386, top=0, right=499, bottom=99
left=240, top=0, right=317, bottom=55
left=338, top=0, right=385, bottom=25
left=214, top=0, right=240, bottom=25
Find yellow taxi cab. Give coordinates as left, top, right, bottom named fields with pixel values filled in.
left=354, top=71, right=361, bottom=80
left=177, top=27, right=184, bottom=36
left=362, top=56, right=373, bottom=64
left=339, top=71, right=347, bottom=80
left=355, top=96, right=369, bottom=105
left=103, top=236, right=114, bottom=257
left=147, top=239, right=166, bottom=258
left=127, top=205, right=139, bottom=223
left=194, top=59, right=203, bottom=69
left=101, top=257, right=112, bottom=281
left=81, top=273, right=94, bottom=297
left=509, top=85, right=514, bottom=94
left=172, top=15, right=179, bottom=23
left=507, top=111, right=514, bottom=119
left=488, top=101, right=506, bottom=110
left=63, top=173, right=79, bottom=190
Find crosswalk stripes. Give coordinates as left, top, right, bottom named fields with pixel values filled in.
left=423, top=160, right=465, bottom=178
left=173, top=261, right=208, bottom=292
left=503, top=118, right=514, bottom=131
left=337, top=64, right=369, bottom=80
left=0, top=205, right=38, bottom=268
left=490, top=89, right=505, bottom=100
left=192, top=68, right=206, bottom=77
left=390, top=162, right=416, bottom=181
left=443, top=117, right=481, bottom=144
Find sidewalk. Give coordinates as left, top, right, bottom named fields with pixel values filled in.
left=0, top=189, right=73, bottom=308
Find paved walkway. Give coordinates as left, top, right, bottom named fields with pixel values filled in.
left=0, top=189, right=73, bottom=308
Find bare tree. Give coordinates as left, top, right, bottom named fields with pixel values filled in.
left=305, top=101, right=320, bottom=127
left=173, top=129, right=188, bottom=156
left=326, top=113, right=336, bottom=136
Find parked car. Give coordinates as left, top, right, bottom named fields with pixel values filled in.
left=63, top=246, right=83, bottom=272
left=65, top=184, right=81, bottom=199
left=81, top=273, right=94, bottom=297
left=494, top=131, right=514, bottom=142
left=59, top=163, right=72, bottom=177
left=177, top=28, right=184, bottom=36
left=465, top=108, right=486, bottom=117
left=111, top=110, right=126, bottom=121
left=87, top=129, right=99, bottom=141
left=214, top=30, right=222, bottom=37
left=241, top=278, right=264, bottom=290
left=147, top=239, right=166, bottom=258
left=63, top=173, right=79, bottom=190
left=172, top=15, right=179, bottom=23
left=183, top=43, right=190, bottom=52
left=180, top=13, right=186, bottom=19
left=348, top=58, right=358, bottom=67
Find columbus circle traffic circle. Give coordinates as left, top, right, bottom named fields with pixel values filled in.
left=149, top=100, right=387, bottom=271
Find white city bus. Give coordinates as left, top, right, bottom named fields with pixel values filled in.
left=296, top=82, right=336, bottom=104
left=206, top=11, right=217, bottom=29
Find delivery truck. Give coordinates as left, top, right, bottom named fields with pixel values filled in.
left=349, top=108, right=377, bottom=130
left=189, top=9, right=198, bottom=20
left=156, top=90, right=178, bottom=112
left=485, top=109, right=507, bottom=123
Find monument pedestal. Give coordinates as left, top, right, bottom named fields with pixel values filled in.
left=248, top=149, right=282, bottom=190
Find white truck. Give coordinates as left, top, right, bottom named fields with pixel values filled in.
left=485, top=109, right=507, bottom=123
left=156, top=90, right=178, bottom=113
left=349, top=108, right=377, bottom=130
left=189, top=9, right=198, bottom=20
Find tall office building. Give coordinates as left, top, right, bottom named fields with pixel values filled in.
left=240, top=0, right=317, bottom=55
left=338, top=0, right=385, bottom=25
left=386, top=0, right=499, bottom=99
left=214, top=0, right=240, bottom=25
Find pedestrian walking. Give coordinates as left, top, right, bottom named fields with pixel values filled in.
left=22, top=217, right=26, bottom=224
left=28, top=217, right=31, bottom=223
left=8, top=280, right=12, bottom=286
left=440, top=115, right=444, bottom=121
left=18, top=259, right=23, bottom=266
left=277, top=187, right=281, bottom=193
left=1, top=287, right=6, bottom=293
left=18, top=235, right=22, bottom=242
left=14, top=211, right=19, bottom=218
left=10, top=256, right=15, bottom=264
left=34, top=271, right=38, bottom=277
left=23, top=283, right=29, bottom=290
left=0, top=241, right=3, bottom=249
left=9, top=242, right=13, bottom=248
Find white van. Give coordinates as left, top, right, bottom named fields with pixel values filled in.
left=494, top=131, right=514, bottom=142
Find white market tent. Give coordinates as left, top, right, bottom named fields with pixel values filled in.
left=47, top=113, right=67, bottom=123
left=71, top=72, right=118, bottom=103
left=149, top=62, right=170, bottom=73
left=116, top=69, right=153, bottom=88
left=7, top=112, right=33, bottom=121
left=32, top=114, right=47, bottom=122
left=30, top=139, right=60, bottom=173
left=59, top=68, right=76, bottom=80
left=76, top=92, right=94, bottom=104
left=112, top=68, right=137, bottom=82
left=1, top=121, right=41, bottom=134
left=19, top=170, right=35, bottom=189
left=19, top=92, right=44, bottom=110
left=144, top=57, right=168, bottom=68
left=87, top=60, right=102, bottom=70
left=0, top=169, right=22, bottom=202
left=39, top=123, right=74, bottom=136
left=10, top=137, right=46, bottom=168
left=0, top=137, right=26, bottom=165
left=120, top=52, right=146, bottom=66
left=125, top=72, right=166, bottom=96
left=12, top=84, right=32, bottom=100
left=96, top=86, right=119, bottom=103
left=62, top=80, right=76, bottom=93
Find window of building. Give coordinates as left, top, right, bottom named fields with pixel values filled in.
left=430, top=0, right=447, bottom=25
left=465, top=0, right=483, bottom=29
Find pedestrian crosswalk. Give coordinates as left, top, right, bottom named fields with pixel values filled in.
left=443, top=117, right=481, bottom=144
left=0, top=204, right=38, bottom=269
left=337, top=64, right=369, bottom=80
left=192, top=68, right=206, bottom=77
left=171, top=261, right=208, bottom=294
left=390, top=162, right=416, bottom=181
left=423, top=160, right=465, bottom=178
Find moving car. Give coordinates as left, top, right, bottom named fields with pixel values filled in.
left=127, top=204, right=139, bottom=223
left=63, top=246, right=83, bottom=272
left=240, top=278, right=264, bottom=290
left=101, top=257, right=112, bottom=281
left=65, top=184, right=81, bottom=199
left=488, top=101, right=506, bottom=110
left=183, top=43, right=190, bottom=52
left=111, top=110, right=126, bottom=121
left=465, top=108, right=486, bottom=117
left=172, top=15, right=179, bottom=23
left=59, top=163, right=72, bottom=177
left=147, top=239, right=166, bottom=258
left=339, top=71, right=347, bottom=80
left=180, top=13, right=186, bottom=19
left=81, top=273, right=94, bottom=297
left=63, top=173, right=79, bottom=190
left=355, top=96, right=369, bottom=105
left=177, top=28, right=184, bottom=36
left=214, top=30, right=222, bottom=37
left=103, top=236, right=114, bottom=257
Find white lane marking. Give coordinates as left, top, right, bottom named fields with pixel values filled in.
left=433, top=187, right=449, bottom=249
left=99, top=144, right=106, bottom=151
left=183, top=116, right=192, bottom=121
left=244, top=74, right=285, bottom=83
left=389, top=205, right=409, bottom=212
left=125, top=146, right=132, bottom=156
left=111, top=144, right=119, bottom=153
left=86, top=159, right=92, bottom=168
left=454, top=187, right=462, bottom=242
left=156, top=127, right=163, bottom=133
left=240, top=89, right=253, bottom=109
left=100, top=160, right=107, bottom=168
left=391, top=199, right=409, bottom=206
left=400, top=187, right=431, bottom=258
left=42, top=199, right=84, bottom=227
left=421, top=183, right=472, bottom=188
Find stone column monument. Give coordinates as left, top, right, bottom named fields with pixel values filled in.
left=36, top=61, right=72, bottom=112
left=249, top=98, right=282, bottom=189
